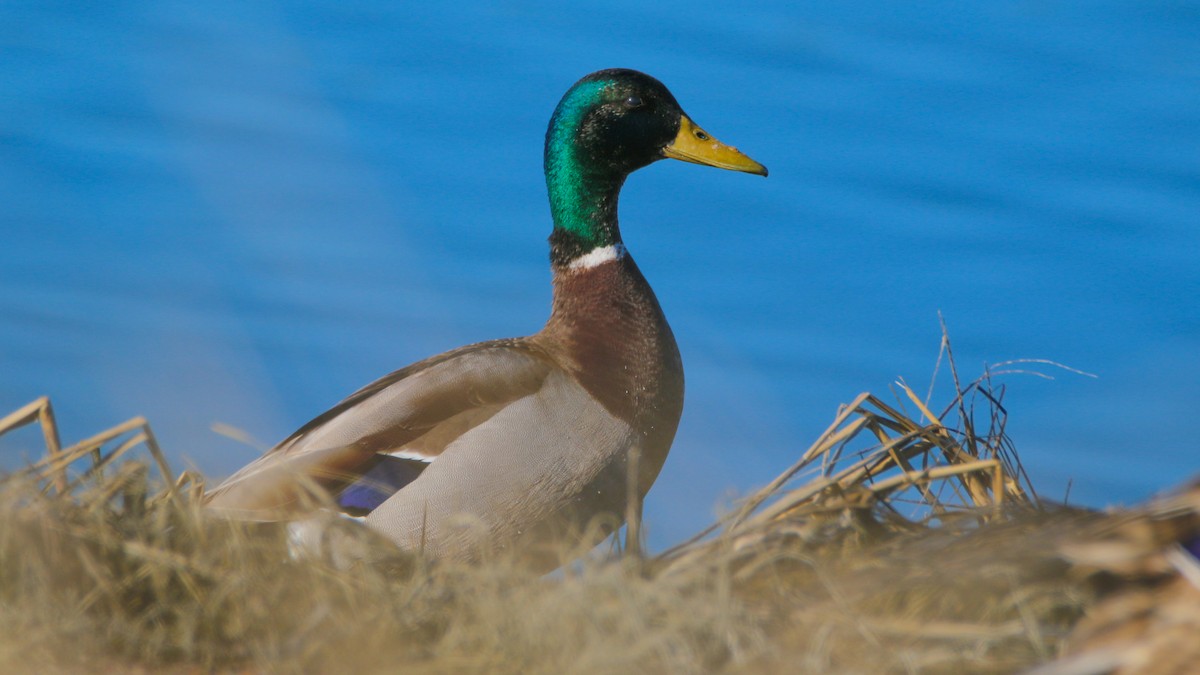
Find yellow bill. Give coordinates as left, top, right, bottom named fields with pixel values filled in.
left=662, top=115, right=768, bottom=177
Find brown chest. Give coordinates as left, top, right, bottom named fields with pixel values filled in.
left=536, top=255, right=684, bottom=444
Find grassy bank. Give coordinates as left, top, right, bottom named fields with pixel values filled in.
left=1, top=362, right=1195, bottom=674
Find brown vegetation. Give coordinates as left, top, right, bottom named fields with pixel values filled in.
left=1, top=352, right=1195, bottom=674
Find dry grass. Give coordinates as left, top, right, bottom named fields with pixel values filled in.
left=0, top=341, right=1192, bottom=674
left=0, top=466, right=766, bottom=674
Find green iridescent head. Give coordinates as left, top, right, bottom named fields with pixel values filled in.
left=544, top=69, right=767, bottom=265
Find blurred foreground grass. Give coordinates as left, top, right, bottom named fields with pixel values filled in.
left=1, top=356, right=1196, bottom=674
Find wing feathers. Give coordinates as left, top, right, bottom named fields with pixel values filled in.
left=205, top=340, right=556, bottom=516
left=337, top=455, right=429, bottom=515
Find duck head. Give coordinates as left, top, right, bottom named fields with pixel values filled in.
left=545, top=69, right=766, bottom=264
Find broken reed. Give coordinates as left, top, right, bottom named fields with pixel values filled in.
left=660, top=369, right=1039, bottom=572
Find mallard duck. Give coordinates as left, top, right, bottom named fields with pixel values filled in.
left=204, top=68, right=766, bottom=569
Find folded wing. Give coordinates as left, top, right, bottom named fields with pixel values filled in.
left=204, top=339, right=555, bottom=518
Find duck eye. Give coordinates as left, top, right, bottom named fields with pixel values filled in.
left=623, top=95, right=643, bottom=109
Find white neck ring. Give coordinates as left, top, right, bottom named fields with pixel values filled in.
left=568, top=243, right=627, bottom=270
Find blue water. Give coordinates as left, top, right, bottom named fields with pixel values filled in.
left=2, top=2, right=1198, bottom=549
